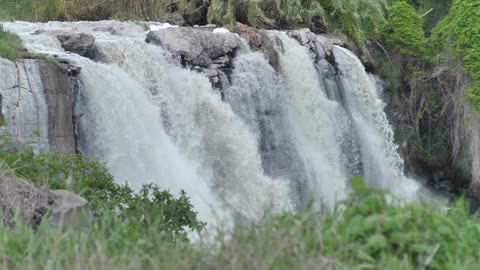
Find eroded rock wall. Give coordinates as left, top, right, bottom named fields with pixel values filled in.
left=0, top=57, right=76, bottom=153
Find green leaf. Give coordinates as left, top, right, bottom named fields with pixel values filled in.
left=366, top=234, right=388, bottom=251
left=351, top=176, right=367, bottom=193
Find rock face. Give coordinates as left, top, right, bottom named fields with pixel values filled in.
left=146, top=27, right=239, bottom=67
left=146, top=27, right=241, bottom=95
left=0, top=174, right=91, bottom=228
left=287, top=28, right=344, bottom=64
left=57, top=33, right=96, bottom=58
left=0, top=58, right=76, bottom=153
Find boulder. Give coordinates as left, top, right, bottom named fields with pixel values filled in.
left=146, top=27, right=240, bottom=67
left=0, top=174, right=91, bottom=229
left=225, top=24, right=280, bottom=71
left=48, top=190, right=91, bottom=229
left=0, top=174, right=54, bottom=227
left=57, top=33, right=96, bottom=58
left=288, top=29, right=345, bottom=62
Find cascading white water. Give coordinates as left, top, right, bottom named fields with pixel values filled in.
left=225, top=49, right=310, bottom=205
left=4, top=21, right=292, bottom=223
left=94, top=38, right=292, bottom=219
left=74, top=56, right=224, bottom=224
left=273, top=33, right=348, bottom=206
left=3, top=21, right=422, bottom=225
left=333, top=45, right=419, bottom=198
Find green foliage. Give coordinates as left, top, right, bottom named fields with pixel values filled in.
left=0, top=0, right=205, bottom=22
left=208, top=0, right=325, bottom=28
left=0, top=25, right=23, bottom=60
left=380, top=1, right=428, bottom=57
left=2, top=175, right=480, bottom=269
left=0, top=148, right=204, bottom=241
left=370, top=48, right=402, bottom=95
left=319, top=0, right=389, bottom=44
left=431, top=0, right=480, bottom=111
left=0, top=212, right=204, bottom=269
left=199, top=181, right=480, bottom=269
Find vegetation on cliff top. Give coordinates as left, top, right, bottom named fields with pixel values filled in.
left=0, top=0, right=390, bottom=45
left=0, top=25, right=22, bottom=60
left=431, top=0, right=480, bottom=111
left=380, top=1, right=428, bottom=58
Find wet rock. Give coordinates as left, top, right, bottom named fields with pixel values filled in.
left=225, top=24, right=280, bottom=70
left=57, top=33, right=96, bottom=58
left=146, top=27, right=239, bottom=67
left=288, top=29, right=344, bottom=63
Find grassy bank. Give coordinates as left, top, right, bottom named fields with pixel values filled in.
left=0, top=25, right=22, bottom=60
left=1, top=175, right=480, bottom=269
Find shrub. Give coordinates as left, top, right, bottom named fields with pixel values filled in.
left=380, top=1, right=428, bottom=57
left=0, top=148, right=204, bottom=241
left=431, top=0, right=480, bottom=111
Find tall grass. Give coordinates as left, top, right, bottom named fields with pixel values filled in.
left=0, top=0, right=204, bottom=21
left=0, top=0, right=389, bottom=44
left=207, top=0, right=389, bottom=44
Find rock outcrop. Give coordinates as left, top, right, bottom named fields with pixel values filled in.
left=287, top=28, right=344, bottom=65
left=0, top=174, right=53, bottom=227
left=48, top=189, right=91, bottom=229
left=146, top=27, right=239, bottom=67
left=57, top=33, right=96, bottom=59
left=0, top=174, right=91, bottom=228
left=0, top=57, right=76, bottom=153
left=146, top=27, right=241, bottom=94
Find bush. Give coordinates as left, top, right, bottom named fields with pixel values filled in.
left=380, top=1, right=428, bottom=57
left=0, top=148, right=204, bottom=241
left=2, top=173, right=480, bottom=269
left=431, top=0, right=480, bottom=111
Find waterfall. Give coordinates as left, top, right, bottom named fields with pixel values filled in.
left=74, top=56, right=224, bottom=224
left=273, top=33, right=348, bottom=205
left=225, top=49, right=310, bottom=206
left=333, top=46, right=419, bottom=198
left=3, top=21, right=421, bottom=224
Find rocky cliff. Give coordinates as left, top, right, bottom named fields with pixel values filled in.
left=0, top=57, right=76, bottom=153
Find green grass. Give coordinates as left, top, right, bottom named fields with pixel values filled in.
left=0, top=25, right=23, bottom=60
left=2, top=176, right=480, bottom=269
